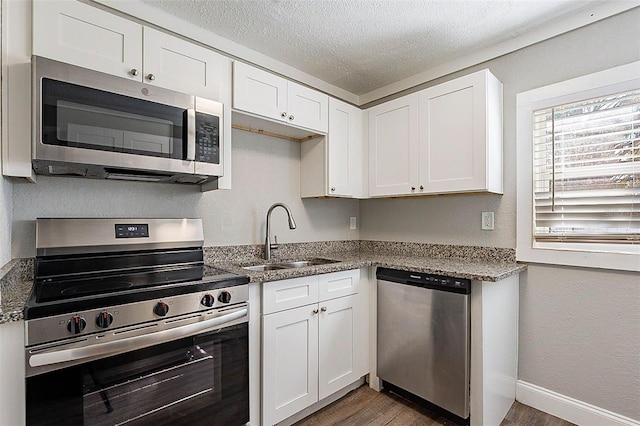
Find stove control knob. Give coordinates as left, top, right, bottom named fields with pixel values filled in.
left=218, top=291, right=232, bottom=304
left=96, top=311, right=114, bottom=328
left=201, top=294, right=215, bottom=307
left=154, top=302, right=170, bottom=316
left=67, top=316, right=86, bottom=334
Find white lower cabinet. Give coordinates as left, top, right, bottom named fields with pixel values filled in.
left=261, top=270, right=366, bottom=425
left=0, top=321, right=25, bottom=426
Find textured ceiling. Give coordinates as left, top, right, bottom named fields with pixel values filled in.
left=140, top=0, right=602, bottom=95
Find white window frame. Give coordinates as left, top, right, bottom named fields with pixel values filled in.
left=516, top=61, right=640, bottom=272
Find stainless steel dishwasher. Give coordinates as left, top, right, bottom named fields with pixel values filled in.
left=377, top=267, right=471, bottom=424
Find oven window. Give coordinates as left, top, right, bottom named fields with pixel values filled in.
left=27, top=323, right=249, bottom=426
left=41, top=78, right=186, bottom=160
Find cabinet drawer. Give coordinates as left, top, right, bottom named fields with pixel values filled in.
left=318, top=269, right=360, bottom=301
left=263, top=276, right=319, bottom=314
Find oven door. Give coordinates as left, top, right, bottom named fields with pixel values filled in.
left=26, top=322, right=248, bottom=426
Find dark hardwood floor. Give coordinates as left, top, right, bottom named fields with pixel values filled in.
left=293, top=386, right=575, bottom=426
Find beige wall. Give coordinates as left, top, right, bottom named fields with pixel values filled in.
left=11, top=129, right=360, bottom=258
left=0, top=177, right=10, bottom=266
left=361, top=8, right=640, bottom=420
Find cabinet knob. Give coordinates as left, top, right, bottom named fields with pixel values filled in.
left=320, top=306, right=327, bottom=312
left=312, top=308, right=319, bottom=315
left=129, top=68, right=139, bottom=76
left=411, top=186, right=416, bottom=191
left=420, top=185, right=424, bottom=191
left=281, top=112, right=287, bottom=118
left=288, top=115, right=295, bottom=121
left=147, top=73, right=156, bottom=81
left=331, top=187, right=336, bottom=192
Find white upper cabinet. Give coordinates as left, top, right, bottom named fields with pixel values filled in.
left=233, top=61, right=328, bottom=133
left=33, top=1, right=143, bottom=81
left=33, top=1, right=228, bottom=99
left=300, top=98, right=364, bottom=198
left=368, top=93, right=420, bottom=197
left=328, top=98, right=363, bottom=197
left=418, top=70, right=503, bottom=194
left=142, top=28, right=230, bottom=99
left=367, top=69, right=502, bottom=197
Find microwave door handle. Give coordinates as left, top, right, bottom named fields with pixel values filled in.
left=28, top=307, right=247, bottom=368
left=186, top=108, right=196, bottom=161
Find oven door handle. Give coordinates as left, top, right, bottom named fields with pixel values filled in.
left=29, top=307, right=247, bottom=368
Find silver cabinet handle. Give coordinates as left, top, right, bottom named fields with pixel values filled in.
left=129, top=68, right=139, bottom=76
left=312, top=308, right=319, bottom=314
left=281, top=112, right=287, bottom=118
left=420, top=185, right=424, bottom=190
left=320, top=306, right=327, bottom=312
left=288, top=115, right=294, bottom=121
left=331, top=187, right=336, bottom=192
left=411, top=186, right=416, bottom=191
left=29, top=307, right=247, bottom=368
left=147, top=73, right=156, bottom=81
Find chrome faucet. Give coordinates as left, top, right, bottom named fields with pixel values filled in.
left=264, top=203, right=297, bottom=260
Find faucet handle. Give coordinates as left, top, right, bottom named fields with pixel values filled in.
left=270, top=235, right=279, bottom=251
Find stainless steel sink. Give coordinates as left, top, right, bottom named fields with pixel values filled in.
left=276, top=258, right=339, bottom=268
left=242, top=264, right=288, bottom=272
left=242, top=258, right=339, bottom=271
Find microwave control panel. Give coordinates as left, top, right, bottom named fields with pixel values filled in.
left=195, top=113, right=219, bottom=164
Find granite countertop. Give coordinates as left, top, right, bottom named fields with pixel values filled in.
left=0, top=259, right=34, bottom=324
left=0, top=241, right=526, bottom=325
left=214, top=250, right=526, bottom=284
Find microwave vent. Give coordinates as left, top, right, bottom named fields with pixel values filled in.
left=46, top=165, right=88, bottom=177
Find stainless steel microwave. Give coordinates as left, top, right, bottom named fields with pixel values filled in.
left=32, top=56, right=224, bottom=185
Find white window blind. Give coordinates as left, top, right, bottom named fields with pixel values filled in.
left=532, top=89, right=639, bottom=244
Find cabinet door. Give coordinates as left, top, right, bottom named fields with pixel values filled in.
left=233, top=61, right=287, bottom=123
left=262, top=276, right=319, bottom=315
left=327, top=99, right=363, bottom=197
left=418, top=71, right=489, bottom=193
left=143, top=27, right=228, bottom=99
left=0, top=321, right=26, bottom=426
left=262, top=305, right=319, bottom=425
left=287, top=82, right=329, bottom=133
left=368, top=93, right=419, bottom=197
left=32, top=1, right=142, bottom=80
left=318, top=269, right=359, bottom=301
left=318, top=295, right=365, bottom=399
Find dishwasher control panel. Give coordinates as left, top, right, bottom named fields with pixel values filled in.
left=377, top=267, right=471, bottom=294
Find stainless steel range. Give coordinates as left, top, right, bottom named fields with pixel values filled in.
left=24, top=218, right=250, bottom=426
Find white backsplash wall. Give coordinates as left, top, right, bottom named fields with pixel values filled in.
left=11, top=129, right=359, bottom=258
left=0, top=177, right=12, bottom=266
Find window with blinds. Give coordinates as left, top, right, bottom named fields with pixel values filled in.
left=532, top=89, right=639, bottom=245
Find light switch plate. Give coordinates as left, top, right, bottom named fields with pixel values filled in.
left=482, top=212, right=495, bottom=230
left=350, top=217, right=357, bottom=230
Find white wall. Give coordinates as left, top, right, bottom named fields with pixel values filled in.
left=0, top=177, right=10, bottom=266
left=11, top=129, right=360, bottom=258
left=361, top=8, right=640, bottom=420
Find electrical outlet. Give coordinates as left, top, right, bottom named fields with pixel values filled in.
left=349, top=217, right=357, bottom=230
left=481, top=212, right=495, bottom=230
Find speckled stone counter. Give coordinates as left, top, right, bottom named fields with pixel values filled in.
left=0, top=259, right=34, bottom=324
left=207, top=240, right=526, bottom=284
left=0, top=241, right=526, bottom=324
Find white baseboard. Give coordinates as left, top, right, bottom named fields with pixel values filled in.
left=516, top=380, right=640, bottom=426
